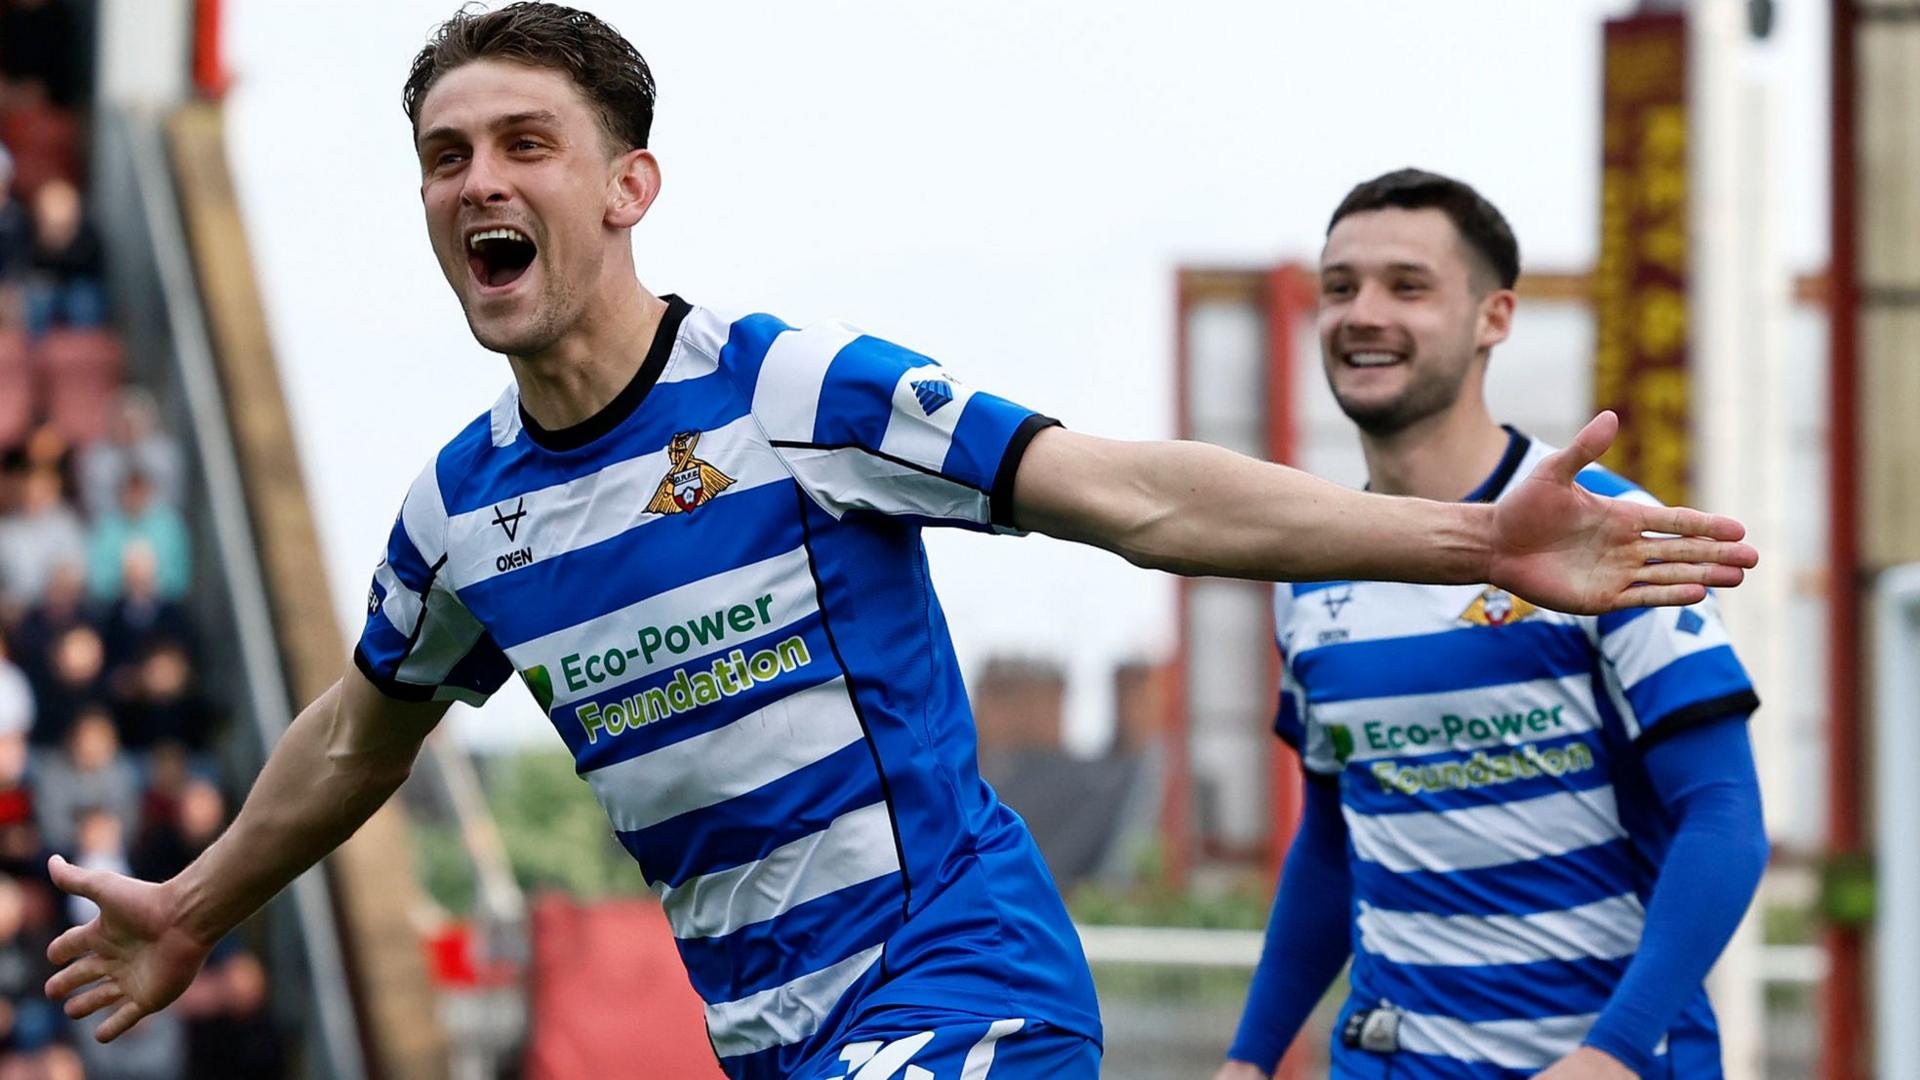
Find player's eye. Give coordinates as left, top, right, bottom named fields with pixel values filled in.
left=1322, top=280, right=1354, bottom=299
left=431, top=149, right=466, bottom=170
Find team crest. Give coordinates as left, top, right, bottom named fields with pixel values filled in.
left=646, top=431, right=735, bottom=514
left=1459, top=586, right=1537, bottom=627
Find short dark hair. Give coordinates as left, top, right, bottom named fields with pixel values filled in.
left=1327, top=168, right=1520, bottom=291
left=402, top=3, right=657, bottom=153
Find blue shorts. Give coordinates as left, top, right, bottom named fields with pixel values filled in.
left=798, top=1009, right=1099, bottom=1079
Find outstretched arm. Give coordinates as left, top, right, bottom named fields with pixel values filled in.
left=1012, top=412, right=1755, bottom=615
left=45, top=668, right=446, bottom=1041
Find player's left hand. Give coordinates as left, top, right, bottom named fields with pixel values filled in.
left=1531, top=1045, right=1638, bottom=1078
left=1487, top=411, right=1756, bottom=615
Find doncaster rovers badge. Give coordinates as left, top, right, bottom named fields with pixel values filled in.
left=1459, top=585, right=1537, bottom=627
left=646, top=431, right=735, bottom=514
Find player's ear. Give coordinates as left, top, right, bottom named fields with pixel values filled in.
left=1475, top=287, right=1516, bottom=352
left=606, top=148, right=660, bottom=230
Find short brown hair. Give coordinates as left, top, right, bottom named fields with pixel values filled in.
left=1329, top=168, right=1520, bottom=291
left=402, top=3, right=657, bottom=152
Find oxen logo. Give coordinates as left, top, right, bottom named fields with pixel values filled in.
left=1321, top=584, right=1355, bottom=620
left=646, top=431, right=735, bottom=514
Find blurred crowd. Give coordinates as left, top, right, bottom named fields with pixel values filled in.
left=0, top=2, right=288, bottom=1076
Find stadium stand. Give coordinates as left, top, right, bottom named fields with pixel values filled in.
left=0, top=5, right=291, bottom=1075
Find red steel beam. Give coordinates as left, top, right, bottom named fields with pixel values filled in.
left=1823, top=0, right=1864, bottom=1077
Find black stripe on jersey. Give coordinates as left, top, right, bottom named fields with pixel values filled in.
left=1473, top=426, right=1534, bottom=503
left=355, top=553, right=449, bottom=702
left=354, top=646, right=436, bottom=702
left=790, top=485, right=914, bottom=945
left=767, top=440, right=957, bottom=484
left=1632, top=689, right=1762, bottom=752
left=770, top=414, right=1058, bottom=529
left=520, top=294, right=692, bottom=452
left=991, top=414, right=1062, bottom=528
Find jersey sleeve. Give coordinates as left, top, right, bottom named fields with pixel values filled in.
left=1576, top=469, right=1760, bottom=746
left=1272, top=586, right=1341, bottom=777
left=742, top=321, right=1058, bottom=532
left=353, top=462, right=513, bottom=706
left=1596, top=595, right=1757, bottom=747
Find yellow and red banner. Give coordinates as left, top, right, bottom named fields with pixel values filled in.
left=1593, top=11, right=1689, bottom=505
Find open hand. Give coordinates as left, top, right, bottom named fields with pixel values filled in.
left=43, top=855, right=214, bottom=1042
left=1488, top=412, right=1756, bottom=614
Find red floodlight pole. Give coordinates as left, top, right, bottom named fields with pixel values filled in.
left=1823, top=0, right=1863, bottom=1077
left=193, top=0, right=232, bottom=99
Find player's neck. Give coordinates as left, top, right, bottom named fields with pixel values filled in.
left=1358, top=394, right=1511, bottom=502
left=509, top=283, right=667, bottom=431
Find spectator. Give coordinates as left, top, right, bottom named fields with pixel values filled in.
left=86, top=471, right=189, bottom=601
left=116, top=641, right=210, bottom=754
left=33, top=707, right=137, bottom=852
left=132, top=776, right=222, bottom=886
left=0, top=729, right=39, bottom=882
left=70, top=807, right=186, bottom=1080
left=14, top=423, right=71, bottom=495
left=0, top=875, right=76, bottom=1076
left=0, top=147, right=27, bottom=311
left=23, top=178, right=103, bottom=338
left=77, top=389, right=182, bottom=519
left=23, top=622, right=99, bottom=749
left=0, top=453, right=19, bottom=521
left=184, top=949, right=284, bottom=1079
left=0, top=0, right=85, bottom=109
left=7, top=559, right=92, bottom=697
left=101, top=544, right=195, bottom=691
left=0, top=644, right=26, bottom=741
left=0, top=468, right=84, bottom=619
left=135, top=741, right=189, bottom=840
left=63, top=805, right=129, bottom=926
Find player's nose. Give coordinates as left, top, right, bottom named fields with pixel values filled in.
left=459, top=148, right=512, bottom=208
left=1344, top=279, right=1393, bottom=327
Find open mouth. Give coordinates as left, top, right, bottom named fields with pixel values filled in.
left=467, top=227, right=538, bottom=290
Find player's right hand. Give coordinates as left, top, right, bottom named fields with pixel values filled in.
left=1211, top=1061, right=1272, bottom=1080
left=1486, top=411, right=1757, bottom=614
left=42, top=855, right=214, bottom=1042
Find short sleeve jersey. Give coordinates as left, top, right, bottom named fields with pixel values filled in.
left=355, top=297, right=1099, bottom=1079
left=1271, top=430, right=1758, bottom=1078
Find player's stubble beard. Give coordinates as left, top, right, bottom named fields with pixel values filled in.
left=1327, top=309, right=1484, bottom=439
left=465, top=264, right=582, bottom=359
left=1330, top=353, right=1475, bottom=439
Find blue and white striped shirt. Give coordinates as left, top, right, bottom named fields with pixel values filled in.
left=1273, top=431, right=1757, bottom=1079
left=355, top=297, right=1099, bottom=1078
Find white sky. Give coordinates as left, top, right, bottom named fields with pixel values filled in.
left=220, top=0, right=1829, bottom=752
